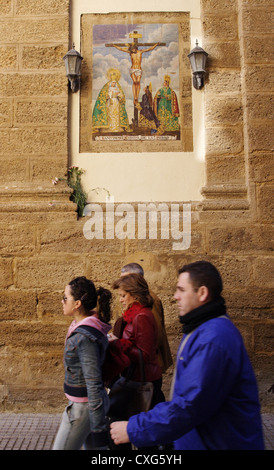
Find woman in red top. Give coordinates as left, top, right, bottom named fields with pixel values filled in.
left=109, top=273, right=164, bottom=408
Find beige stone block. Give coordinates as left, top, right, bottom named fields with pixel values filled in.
left=0, top=224, right=36, bottom=255
left=248, top=123, right=274, bottom=152
left=207, top=70, right=241, bottom=94
left=0, top=349, right=64, bottom=389
left=30, top=156, right=67, bottom=183
left=205, top=42, right=240, bottom=68
left=37, top=291, right=65, bottom=319
left=15, top=99, right=67, bottom=126
left=0, top=18, right=68, bottom=43
left=202, top=0, right=237, bottom=12
left=205, top=126, right=243, bottom=156
left=0, top=46, right=17, bottom=70
left=0, top=259, right=13, bottom=288
left=0, top=1, right=12, bottom=15
left=207, top=225, right=273, bottom=254
left=225, top=287, right=274, bottom=313
left=6, top=384, right=65, bottom=411
left=246, top=94, right=274, bottom=121
left=39, top=220, right=125, bottom=255
left=14, top=256, right=84, bottom=289
left=0, top=72, right=67, bottom=97
left=0, top=290, right=37, bottom=320
left=253, top=257, right=274, bottom=289
left=205, top=96, right=243, bottom=125
left=0, top=99, right=13, bottom=127
left=242, top=8, right=273, bottom=34
left=85, top=255, right=124, bottom=290
left=213, top=256, right=254, bottom=289
left=181, top=75, right=192, bottom=99
left=243, top=36, right=273, bottom=64
left=0, top=128, right=67, bottom=155
left=1, top=321, right=67, bottom=352
left=242, top=0, right=274, bottom=5
left=0, top=156, right=28, bottom=182
left=249, top=153, right=274, bottom=183
left=256, top=183, right=274, bottom=221
left=206, top=155, right=246, bottom=184
left=245, top=65, right=274, bottom=92
left=15, top=0, right=69, bottom=15
left=21, top=44, right=67, bottom=71
left=0, top=211, right=76, bottom=224
left=182, top=102, right=193, bottom=127
left=203, top=13, right=238, bottom=41
left=0, top=351, right=29, bottom=386
left=27, top=353, right=64, bottom=387
left=254, top=322, right=274, bottom=354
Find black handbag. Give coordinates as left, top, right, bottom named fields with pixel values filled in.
left=108, top=349, right=153, bottom=421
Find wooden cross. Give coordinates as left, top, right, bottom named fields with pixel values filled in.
left=105, top=30, right=166, bottom=49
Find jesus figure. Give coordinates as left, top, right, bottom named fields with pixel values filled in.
left=111, top=42, right=161, bottom=105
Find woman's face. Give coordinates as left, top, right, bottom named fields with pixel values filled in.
left=118, top=288, right=136, bottom=310
left=62, top=285, right=77, bottom=317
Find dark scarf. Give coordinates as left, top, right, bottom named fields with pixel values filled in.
left=179, top=296, right=227, bottom=334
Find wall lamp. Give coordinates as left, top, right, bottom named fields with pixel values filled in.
left=188, top=40, right=208, bottom=90
left=63, top=44, right=83, bottom=93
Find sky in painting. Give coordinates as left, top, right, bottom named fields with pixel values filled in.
left=92, top=23, right=179, bottom=122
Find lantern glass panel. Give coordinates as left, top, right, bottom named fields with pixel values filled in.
left=194, top=52, right=206, bottom=72
left=67, top=56, right=78, bottom=75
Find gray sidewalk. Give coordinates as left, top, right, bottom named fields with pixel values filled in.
left=0, top=412, right=273, bottom=450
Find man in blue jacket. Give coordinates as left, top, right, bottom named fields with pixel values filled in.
left=110, top=261, right=264, bottom=450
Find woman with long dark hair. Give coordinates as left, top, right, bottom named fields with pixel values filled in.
left=53, top=276, right=112, bottom=450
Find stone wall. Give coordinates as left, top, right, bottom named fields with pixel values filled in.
left=0, top=0, right=273, bottom=412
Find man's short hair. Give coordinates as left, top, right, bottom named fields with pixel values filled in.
left=121, top=263, right=144, bottom=276
left=179, top=261, right=223, bottom=300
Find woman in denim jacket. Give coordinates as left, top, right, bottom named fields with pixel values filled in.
left=53, top=277, right=112, bottom=450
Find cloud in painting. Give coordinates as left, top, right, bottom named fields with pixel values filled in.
left=93, top=24, right=138, bottom=45
left=92, top=23, right=180, bottom=104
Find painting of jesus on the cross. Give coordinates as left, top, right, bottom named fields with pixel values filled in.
left=91, top=23, right=180, bottom=141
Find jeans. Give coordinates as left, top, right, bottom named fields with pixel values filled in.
left=53, top=401, right=106, bottom=450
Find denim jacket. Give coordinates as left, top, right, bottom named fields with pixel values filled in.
left=63, top=325, right=110, bottom=447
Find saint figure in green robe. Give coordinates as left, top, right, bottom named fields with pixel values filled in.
left=92, top=68, right=130, bottom=133
left=153, top=75, right=180, bottom=132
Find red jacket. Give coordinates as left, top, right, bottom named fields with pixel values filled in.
left=118, top=303, right=162, bottom=382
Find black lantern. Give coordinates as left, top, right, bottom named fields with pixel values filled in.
left=63, top=44, right=83, bottom=93
left=188, top=40, right=208, bottom=90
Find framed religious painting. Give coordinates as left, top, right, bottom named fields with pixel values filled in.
left=80, top=12, right=193, bottom=153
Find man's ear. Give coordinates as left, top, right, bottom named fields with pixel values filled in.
left=198, top=285, right=210, bottom=303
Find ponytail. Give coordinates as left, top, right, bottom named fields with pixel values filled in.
left=97, top=286, right=112, bottom=324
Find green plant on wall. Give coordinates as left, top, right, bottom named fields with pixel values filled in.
left=66, top=166, right=88, bottom=217
left=53, top=167, right=110, bottom=217
left=53, top=166, right=87, bottom=217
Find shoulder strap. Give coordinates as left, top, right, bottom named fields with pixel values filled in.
left=125, top=349, right=146, bottom=382
left=169, top=330, right=195, bottom=400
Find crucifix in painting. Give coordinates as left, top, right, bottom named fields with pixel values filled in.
left=106, top=31, right=166, bottom=124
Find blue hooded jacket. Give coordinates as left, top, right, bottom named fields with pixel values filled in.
left=127, top=315, right=264, bottom=450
